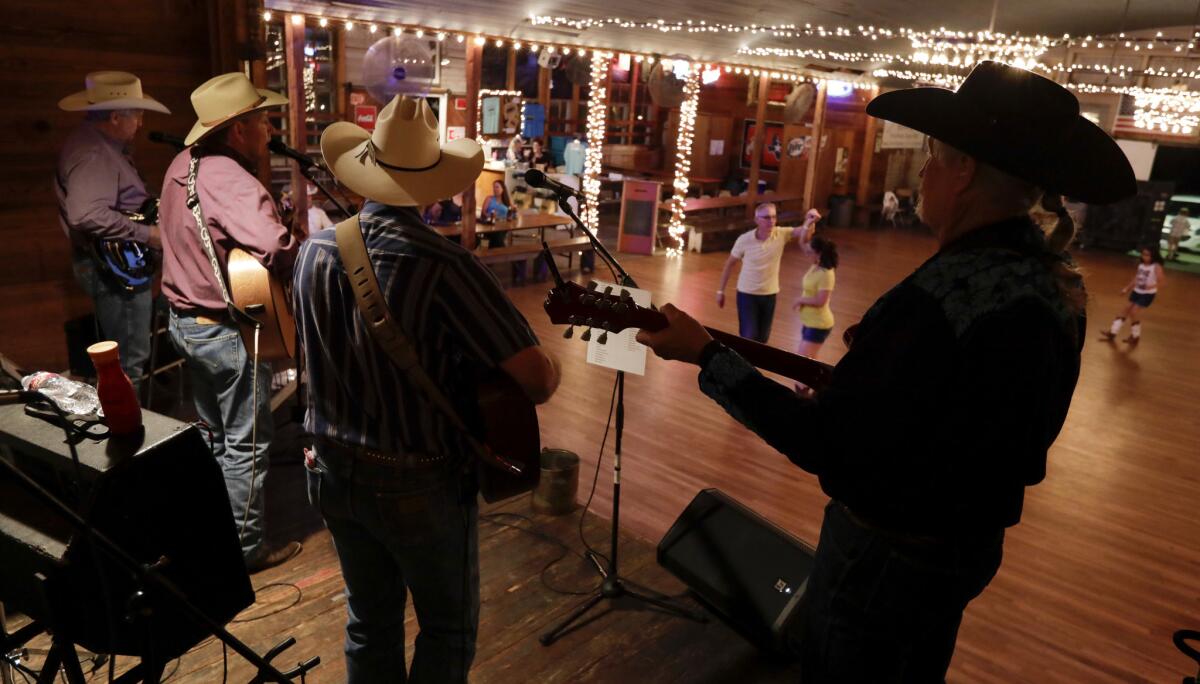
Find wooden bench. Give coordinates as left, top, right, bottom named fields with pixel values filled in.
left=657, top=193, right=804, bottom=253
left=476, top=235, right=593, bottom=267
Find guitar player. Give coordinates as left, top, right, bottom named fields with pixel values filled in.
left=292, top=95, right=560, bottom=683
left=56, top=71, right=168, bottom=386
left=158, top=73, right=302, bottom=574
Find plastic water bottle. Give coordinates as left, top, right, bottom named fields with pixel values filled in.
left=22, top=371, right=101, bottom=416
left=87, top=341, right=142, bottom=435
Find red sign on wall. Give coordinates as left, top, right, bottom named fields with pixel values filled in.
left=354, top=105, right=377, bottom=131
left=454, top=97, right=467, bottom=111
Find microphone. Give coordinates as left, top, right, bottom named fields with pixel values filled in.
left=269, top=138, right=317, bottom=170
left=147, top=131, right=185, bottom=150
left=523, top=169, right=583, bottom=200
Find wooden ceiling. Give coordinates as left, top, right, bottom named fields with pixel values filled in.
left=275, top=0, right=1200, bottom=70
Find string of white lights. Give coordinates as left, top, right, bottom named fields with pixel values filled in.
left=475, top=89, right=524, bottom=142
left=582, top=51, right=611, bottom=235
left=666, top=64, right=702, bottom=257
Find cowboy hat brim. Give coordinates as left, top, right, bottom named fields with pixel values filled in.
left=183, top=89, right=289, bottom=146
left=321, top=121, right=484, bottom=207
left=866, top=87, right=1136, bottom=205
left=58, top=92, right=171, bottom=115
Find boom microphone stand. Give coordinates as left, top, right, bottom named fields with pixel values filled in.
left=534, top=187, right=705, bottom=647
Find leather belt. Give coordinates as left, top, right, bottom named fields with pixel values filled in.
left=837, top=502, right=951, bottom=547
left=315, top=437, right=447, bottom=470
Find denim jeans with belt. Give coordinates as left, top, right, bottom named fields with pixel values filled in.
left=305, top=448, right=479, bottom=684
left=793, top=501, right=1004, bottom=683
left=736, top=291, right=777, bottom=344
left=168, top=310, right=272, bottom=561
left=72, top=254, right=152, bottom=384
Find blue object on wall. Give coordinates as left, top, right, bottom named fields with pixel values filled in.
left=523, top=103, right=545, bottom=139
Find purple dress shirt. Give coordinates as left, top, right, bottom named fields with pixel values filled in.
left=55, top=122, right=151, bottom=250
left=159, top=147, right=299, bottom=312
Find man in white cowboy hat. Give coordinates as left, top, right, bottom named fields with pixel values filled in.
left=158, top=72, right=302, bottom=574
left=636, top=61, right=1136, bottom=680
left=292, top=95, right=561, bottom=682
left=56, top=71, right=170, bottom=385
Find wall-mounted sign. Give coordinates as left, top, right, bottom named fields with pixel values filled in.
left=454, top=97, right=467, bottom=110
left=446, top=126, right=466, bottom=142
left=786, top=137, right=810, bottom=159
left=349, top=92, right=365, bottom=106
left=880, top=120, right=925, bottom=149
left=354, top=105, right=378, bottom=131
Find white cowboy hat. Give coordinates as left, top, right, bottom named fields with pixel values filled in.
left=185, top=72, right=288, bottom=146
left=321, top=95, right=483, bottom=207
left=59, top=71, right=170, bottom=114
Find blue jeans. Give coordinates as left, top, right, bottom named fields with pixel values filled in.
left=306, top=449, right=479, bottom=684
left=168, top=311, right=272, bottom=561
left=72, top=255, right=152, bottom=384
left=793, top=501, right=1004, bottom=683
left=736, top=292, right=777, bottom=344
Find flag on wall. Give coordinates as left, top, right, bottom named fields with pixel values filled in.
left=1114, top=94, right=1193, bottom=139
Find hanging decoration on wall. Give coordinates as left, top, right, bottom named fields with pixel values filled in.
left=666, top=63, right=702, bottom=258
left=583, top=51, right=612, bottom=235
left=476, top=89, right=524, bottom=141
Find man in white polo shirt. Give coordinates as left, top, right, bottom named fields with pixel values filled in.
left=716, top=203, right=820, bottom=343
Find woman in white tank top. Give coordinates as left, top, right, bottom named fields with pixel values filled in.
left=1100, top=247, right=1166, bottom=346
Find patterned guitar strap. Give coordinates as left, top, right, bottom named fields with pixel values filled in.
left=185, top=148, right=258, bottom=328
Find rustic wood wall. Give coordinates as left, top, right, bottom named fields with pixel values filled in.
left=0, top=0, right=247, bottom=371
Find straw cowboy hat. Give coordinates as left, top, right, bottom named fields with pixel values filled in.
left=185, top=72, right=288, bottom=146
left=866, top=61, right=1136, bottom=204
left=59, top=71, right=170, bottom=114
left=321, top=95, right=483, bottom=207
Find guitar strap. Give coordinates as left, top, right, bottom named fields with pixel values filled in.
left=185, top=149, right=258, bottom=327
left=334, top=215, right=516, bottom=473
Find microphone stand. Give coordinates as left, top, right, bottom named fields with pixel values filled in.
left=299, top=166, right=354, bottom=218
left=537, top=193, right=705, bottom=648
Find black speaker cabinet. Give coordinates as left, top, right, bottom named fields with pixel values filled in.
left=657, top=489, right=816, bottom=653
left=0, top=404, right=253, bottom=658
left=1080, top=180, right=1174, bottom=252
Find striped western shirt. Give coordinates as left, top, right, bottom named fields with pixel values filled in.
left=292, top=202, right=539, bottom=459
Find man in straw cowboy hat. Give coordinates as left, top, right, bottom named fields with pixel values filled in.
left=158, top=73, right=302, bottom=574
left=293, top=95, right=561, bottom=682
left=57, top=71, right=170, bottom=385
left=636, top=61, right=1135, bottom=680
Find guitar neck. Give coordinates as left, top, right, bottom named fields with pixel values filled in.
left=703, top=327, right=834, bottom=391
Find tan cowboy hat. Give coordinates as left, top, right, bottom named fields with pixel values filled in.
left=185, top=72, right=288, bottom=146
left=321, top=96, right=483, bottom=207
left=59, top=71, right=170, bottom=114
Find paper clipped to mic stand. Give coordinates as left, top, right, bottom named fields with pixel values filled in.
left=585, top=280, right=651, bottom=376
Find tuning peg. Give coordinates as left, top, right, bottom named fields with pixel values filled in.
left=597, top=330, right=609, bottom=344
left=580, top=327, right=592, bottom=342
left=562, top=326, right=574, bottom=339
left=587, top=281, right=599, bottom=291
left=620, top=289, right=631, bottom=300
left=581, top=294, right=596, bottom=306
left=603, top=285, right=614, bottom=296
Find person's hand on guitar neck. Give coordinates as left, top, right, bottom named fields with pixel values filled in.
left=635, top=304, right=714, bottom=365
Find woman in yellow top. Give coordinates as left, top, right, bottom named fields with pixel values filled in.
left=793, top=236, right=838, bottom=394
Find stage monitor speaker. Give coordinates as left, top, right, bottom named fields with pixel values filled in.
left=1080, top=180, right=1174, bottom=252
left=657, top=489, right=816, bottom=653
left=0, top=404, right=254, bottom=659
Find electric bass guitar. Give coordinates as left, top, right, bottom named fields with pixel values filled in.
left=544, top=280, right=835, bottom=392
left=94, top=198, right=158, bottom=292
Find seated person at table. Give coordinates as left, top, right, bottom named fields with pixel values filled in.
left=423, top=196, right=463, bottom=226
left=525, top=138, right=552, bottom=168
left=480, top=179, right=532, bottom=285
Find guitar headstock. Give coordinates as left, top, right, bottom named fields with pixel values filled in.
left=543, top=280, right=665, bottom=343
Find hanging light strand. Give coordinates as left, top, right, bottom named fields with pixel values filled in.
left=666, top=64, right=702, bottom=257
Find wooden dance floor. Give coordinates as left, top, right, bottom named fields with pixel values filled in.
left=3, top=224, right=1198, bottom=682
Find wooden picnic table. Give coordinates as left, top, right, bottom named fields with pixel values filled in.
left=434, top=211, right=576, bottom=243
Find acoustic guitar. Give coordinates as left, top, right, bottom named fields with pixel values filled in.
left=544, top=280, right=835, bottom=392
left=473, top=372, right=541, bottom=502
left=226, top=249, right=296, bottom=361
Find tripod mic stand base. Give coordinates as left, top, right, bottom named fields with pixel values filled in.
left=538, top=575, right=707, bottom=647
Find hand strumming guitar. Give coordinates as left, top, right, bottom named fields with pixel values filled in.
left=634, top=303, right=713, bottom=365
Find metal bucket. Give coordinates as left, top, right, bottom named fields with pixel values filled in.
left=531, top=449, right=579, bottom=516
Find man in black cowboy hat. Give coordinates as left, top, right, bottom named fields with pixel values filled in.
left=636, top=62, right=1134, bottom=681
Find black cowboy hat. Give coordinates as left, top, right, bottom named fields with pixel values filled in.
left=866, top=61, right=1136, bottom=204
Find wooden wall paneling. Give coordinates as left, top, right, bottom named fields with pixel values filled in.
left=0, top=0, right=216, bottom=291
left=775, top=123, right=813, bottom=212
left=334, top=27, right=347, bottom=120
left=856, top=98, right=881, bottom=224
left=284, top=15, right=308, bottom=236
